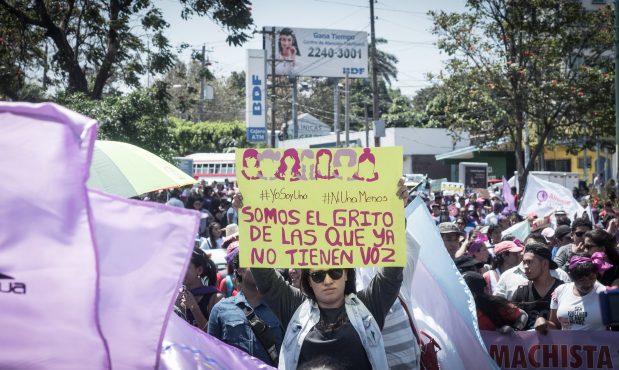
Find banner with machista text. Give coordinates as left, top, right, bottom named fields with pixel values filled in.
left=236, top=147, right=404, bottom=268
left=482, top=331, right=619, bottom=370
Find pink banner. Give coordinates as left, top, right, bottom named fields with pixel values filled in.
left=482, top=331, right=619, bottom=369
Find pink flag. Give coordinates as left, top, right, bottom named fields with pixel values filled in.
left=160, top=314, right=275, bottom=370
left=89, top=190, right=200, bottom=369
left=0, top=103, right=109, bottom=368
left=502, top=177, right=516, bottom=212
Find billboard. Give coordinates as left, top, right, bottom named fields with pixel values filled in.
left=245, top=49, right=267, bottom=142
left=459, top=162, right=488, bottom=189
left=264, top=27, right=368, bottom=78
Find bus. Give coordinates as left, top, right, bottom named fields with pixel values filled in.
left=183, top=152, right=236, bottom=182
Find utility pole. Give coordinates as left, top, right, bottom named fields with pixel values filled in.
left=345, top=72, right=350, bottom=146
left=364, top=102, right=369, bottom=147
left=369, top=0, right=380, bottom=147
left=334, top=80, right=341, bottom=147
left=270, top=27, right=277, bottom=148
left=199, top=44, right=206, bottom=122
left=292, top=77, right=298, bottom=139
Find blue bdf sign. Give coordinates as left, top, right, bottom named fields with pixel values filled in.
left=247, top=127, right=266, bottom=142
left=246, top=49, right=267, bottom=143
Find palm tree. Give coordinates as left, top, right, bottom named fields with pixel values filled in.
left=372, top=38, right=398, bottom=86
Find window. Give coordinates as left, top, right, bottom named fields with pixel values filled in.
left=577, top=157, right=592, bottom=169
left=545, top=159, right=571, bottom=172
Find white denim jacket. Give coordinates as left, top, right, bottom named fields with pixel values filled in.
left=278, top=293, right=388, bottom=370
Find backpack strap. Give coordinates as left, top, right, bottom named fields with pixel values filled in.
left=236, top=301, right=279, bottom=364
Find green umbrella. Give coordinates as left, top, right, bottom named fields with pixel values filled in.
left=88, top=140, right=195, bottom=198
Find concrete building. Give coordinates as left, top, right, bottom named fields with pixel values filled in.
left=278, top=127, right=470, bottom=178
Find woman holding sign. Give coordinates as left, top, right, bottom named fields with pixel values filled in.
left=235, top=179, right=409, bottom=369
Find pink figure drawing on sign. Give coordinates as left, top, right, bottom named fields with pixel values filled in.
left=352, top=148, right=379, bottom=182
left=314, top=149, right=336, bottom=180
left=241, top=148, right=263, bottom=180
left=275, top=149, right=302, bottom=181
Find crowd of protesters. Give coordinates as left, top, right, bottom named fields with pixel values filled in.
left=141, top=177, right=619, bottom=369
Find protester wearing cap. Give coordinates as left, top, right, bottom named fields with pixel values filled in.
left=550, top=225, right=571, bottom=261
left=483, top=241, right=523, bottom=295
left=554, top=207, right=571, bottom=227
left=208, top=244, right=285, bottom=366
left=439, top=222, right=463, bottom=259
left=495, top=239, right=570, bottom=300
left=554, top=217, right=593, bottom=271
left=454, top=255, right=484, bottom=274
left=509, top=243, right=565, bottom=331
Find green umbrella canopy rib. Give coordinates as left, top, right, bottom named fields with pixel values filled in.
left=88, top=141, right=195, bottom=198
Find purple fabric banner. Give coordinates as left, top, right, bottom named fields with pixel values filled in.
left=0, top=102, right=109, bottom=369
left=482, top=331, right=619, bottom=369
left=159, top=314, right=275, bottom=370
left=89, top=190, right=200, bottom=369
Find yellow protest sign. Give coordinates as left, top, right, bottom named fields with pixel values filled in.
left=236, top=147, right=405, bottom=268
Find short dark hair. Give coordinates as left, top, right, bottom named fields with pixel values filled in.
left=584, top=229, right=619, bottom=265
left=488, top=224, right=501, bottom=236
left=191, top=248, right=217, bottom=286
left=571, top=217, right=593, bottom=232
left=300, top=268, right=357, bottom=301
left=525, top=232, right=547, bottom=246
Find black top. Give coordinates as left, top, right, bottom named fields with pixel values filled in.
left=298, top=306, right=371, bottom=369
left=511, top=278, right=564, bottom=329
left=600, top=265, right=619, bottom=287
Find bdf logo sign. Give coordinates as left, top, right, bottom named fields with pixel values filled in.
left=251, top=74, right=263, bottom=116
left=342, top=67, right=365, bottom=75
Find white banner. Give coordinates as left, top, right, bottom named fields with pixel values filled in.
left=245, top=49, right=267, bottom=142
left=264, top=27, right=368, bottom=78
left=441, top=182, right=465, bottom=196
left=519, top=174, right=585, bottom=219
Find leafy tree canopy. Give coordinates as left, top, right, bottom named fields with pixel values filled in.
left=0, top=0, right=254, bottom=99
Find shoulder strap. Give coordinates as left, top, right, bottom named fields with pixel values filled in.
left=236, top=301, right=279, bottom=364
left=397, top=295, right=422, bottom=346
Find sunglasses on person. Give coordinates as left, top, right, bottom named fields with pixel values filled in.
left=309, top=269, right=344, bottom=284
left=574, top=231, right=586, bottom=237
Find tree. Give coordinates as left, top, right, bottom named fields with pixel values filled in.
left=0, top=0, right=254, bottom=99
left=163, top=60, right=245, bottom=122
left=58, top=82, right=177, bottom=159
left=170, top=117, right=246, bottom=155
left=382, top=89, right=419, bottom=128
left=431, top=0, right=614, bottom=189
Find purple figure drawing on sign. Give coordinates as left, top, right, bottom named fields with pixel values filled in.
left=352, top=148, right=379, bottom=182
left=241, top=149, right=263, bottom=180
left=275, top=149, right=302, bottom=181
left=314, top=149, right=336, bottom=180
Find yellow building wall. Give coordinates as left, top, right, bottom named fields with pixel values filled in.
left=543, top=145, right=612, bottom=183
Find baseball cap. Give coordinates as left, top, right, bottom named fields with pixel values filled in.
left=541, top=227, right=555, bottom=243
left=455, top=255, right=484, bottom=272
left=494, top=240, right=524, bottom=255
left=439, top=222, right=462, bottom=235
left=554, top=225, right=571, bottom=240
left=524, top=243, right=559, bottom=269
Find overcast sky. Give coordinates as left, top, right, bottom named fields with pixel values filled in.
left=159, top=0, right=466, bottom=97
